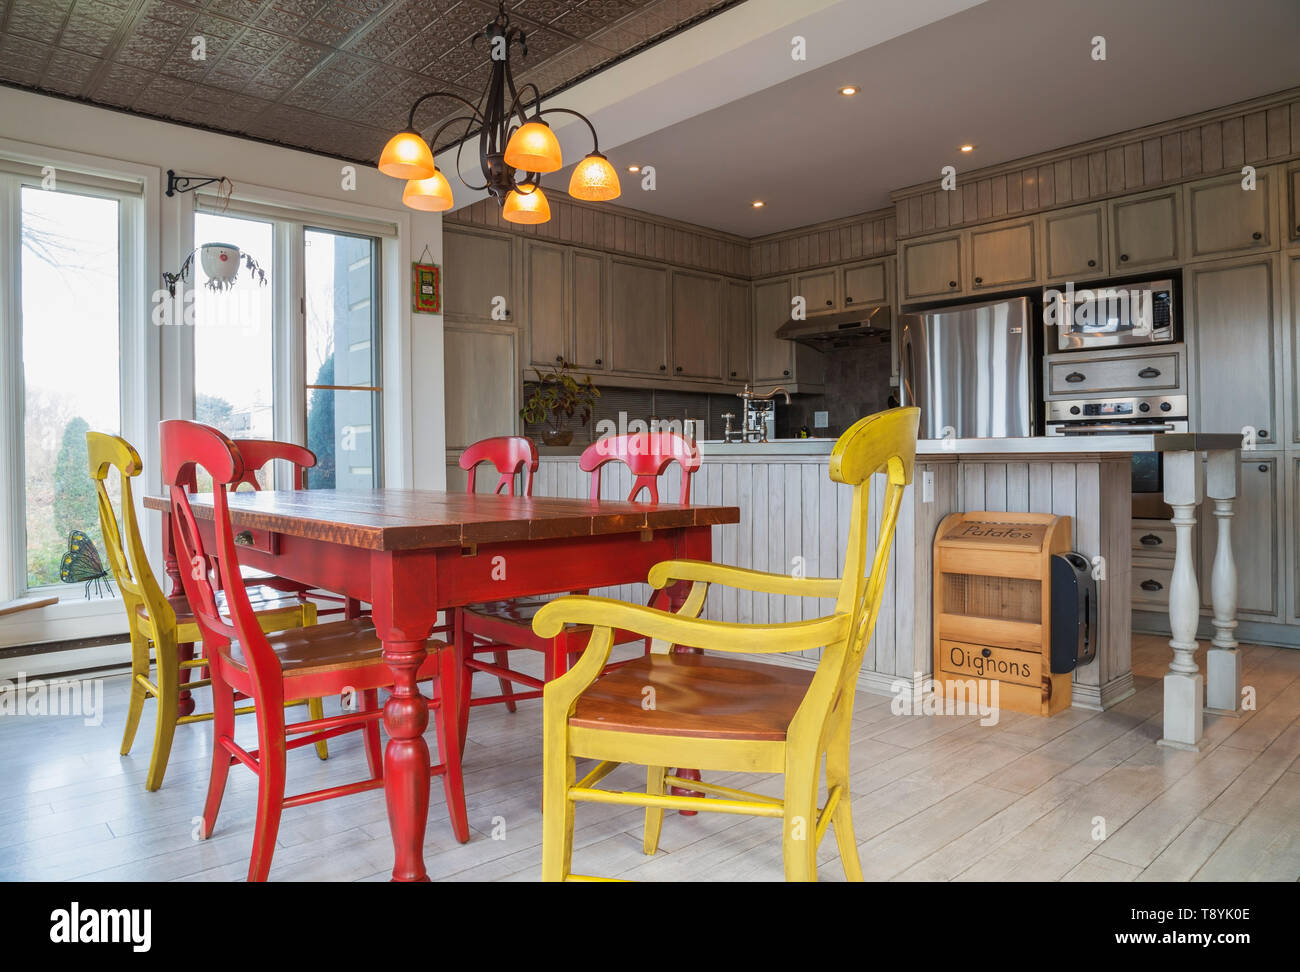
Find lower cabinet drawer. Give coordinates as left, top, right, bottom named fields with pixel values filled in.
left=1131, top=520, right=1175, bottom=560
left=938, top=639, right=1041, bottom=688
left=1132, top=561, right=1173, bottom=606
left=1046, top=348, right=1183, bottom=397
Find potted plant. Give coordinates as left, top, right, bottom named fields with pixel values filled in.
left=520, top=358, right=599, bottom=447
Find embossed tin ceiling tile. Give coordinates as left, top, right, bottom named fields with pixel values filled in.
left=310, top=0, right=374, bottom=35
left=207, top=0, right=266, bottom=21
left=516, top=25, right=575, bottom=61
left=142, top=0, right=197, bottom=28
left=255, top=7, right=310, bottom=36
left=510, top=0, right=580, bottom=26
left=7, top=0, right=72, bottom=45
left=0, top=38, right=49, bottom=84
left=552, top=0, right=637, bottom=39
left=190, top=13, right=248, bottom=45
left=44, top=47, right=99, bottom=83
left=159, top=49, right=214, bottom=81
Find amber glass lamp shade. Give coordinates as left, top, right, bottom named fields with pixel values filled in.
left=402, top=170, right=454, bottom=212
left=502, top=185, right=551, bottom=224
left=378, top=129, right=436, bottom=180
left=504, top=121, right=562, bottom=174
left=569, top=152, right=621, bottom=201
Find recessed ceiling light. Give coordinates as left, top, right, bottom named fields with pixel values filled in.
left=960, top=144, right=975, bottom=153
left=752, top=200, right=765, bottom=208
left=627, top=164, right=641, bottom=172
left=839, top=85, right=858, bottom=96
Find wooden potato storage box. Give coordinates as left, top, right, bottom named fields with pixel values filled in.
left=933, top=512, right=1071, bottom=717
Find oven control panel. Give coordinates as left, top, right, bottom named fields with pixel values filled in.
left=1046, top=395, right=1188, bottom=435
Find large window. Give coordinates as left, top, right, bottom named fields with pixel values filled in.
left=13, top=182, right=127, bottom=592
left=192, top=204, right=383, bottom=489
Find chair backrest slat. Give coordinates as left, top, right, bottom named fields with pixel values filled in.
left=232, top=439, right=316, bottom=490
left=578, top=431, right=700, bottom=504
left=459, top=436, right=538, bottom=496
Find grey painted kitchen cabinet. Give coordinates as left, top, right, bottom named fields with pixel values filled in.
left=670, top=269, right=723, bottom=379
left=751, top=275, right=823, bottom=391
left=1185, top=252, right=1283, bottom=448
left=1290, top=251, right=1300, bottom=448
left=723, top=279, right=751, bottom=383
left=842, top=259, right=888, bottom=308
left=1289, top=160, right=1300, bottom=242
left=607, top=256, right=670, bottom=376
left=571, top=250, right=605, bottom=371
left=968, top=217, right=1037, bottom=292
left=1200, top=455, right=1282, bottom=620
left=443, top=227, right=514, bottom=322
left=1108, top=186, right=1182, bottom=272
left=794, top=267, right=837, bottom=314
left=525, top=240, right=567, bottom=368
left=900, top=232, right=963, bottom=301
left=1184, top=168, right=1278, bottom=262
left=1041, top=203, right=1107, bottom=282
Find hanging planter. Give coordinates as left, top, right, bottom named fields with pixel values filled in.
left=163, top=242, right=268, bottom=297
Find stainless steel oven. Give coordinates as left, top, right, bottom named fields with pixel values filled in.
left=1046, top=278, right=1176, bottom=351
left=1046, top=394, right=1187, bottom=497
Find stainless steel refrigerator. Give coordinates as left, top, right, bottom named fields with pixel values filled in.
left=899, top=296, right=1035, bottom=439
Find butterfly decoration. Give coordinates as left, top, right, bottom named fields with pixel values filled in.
left=59, top=530, right=114, bottom=600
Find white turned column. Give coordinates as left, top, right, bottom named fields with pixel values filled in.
left=1159, top=451, right=1204, bottom=750
left=1205, top=449, right=1242, bottom=715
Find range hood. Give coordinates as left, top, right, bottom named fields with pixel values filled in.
left=775, top=304, right=892, bottom=352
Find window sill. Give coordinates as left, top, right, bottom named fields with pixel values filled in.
left=0, top=591, right=128, bottom=651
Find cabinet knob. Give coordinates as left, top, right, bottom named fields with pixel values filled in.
left=825, top=299, right=833, bottom=306
left=659, top=364, right=667, bottom=371
left=1137, top=367, right=1161, bottom=379
left=1065, top=371, right=1086, bottom=383
left=675, top=366, right=683, bottom=372
left=980, top=648, right=991, bottom=658
left=595, top=358, right=602, bottom=366
left=974, top=276, right=983, bottom=285
left=1258, top=464, right=1269, bottom=472
left=1120, top=253, right=1130, bottom=262
left=1252, top=231, right=1262, bottom=241
left=555, top=355, right=563, bottom=362
left=948, top=280, right=957, bottom=288
left=1087, top=259, right=1096, bottom=267
left=1139, top=533, right=1162, bottom=546
left=846, top=297, right=854, bottom=304
left=1140, top=579, right=1163, bottom=592
left=783, top=370, right=790, bottom=377
left=1258, top=429, right=1269, bottom=439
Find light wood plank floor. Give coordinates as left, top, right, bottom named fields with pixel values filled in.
left=1, top=634, right=1298, bottom=881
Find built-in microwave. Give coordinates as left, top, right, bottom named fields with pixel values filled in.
left=1046, top=278, right=1176, bottom=351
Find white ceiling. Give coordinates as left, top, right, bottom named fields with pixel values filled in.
left=559, top=0, right=1300, bottom=237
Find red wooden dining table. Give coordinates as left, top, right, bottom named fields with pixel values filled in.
left=143, top=487, right=738, bottom=882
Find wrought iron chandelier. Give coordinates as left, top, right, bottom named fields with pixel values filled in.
left=377, top=1, right=620, bottom=223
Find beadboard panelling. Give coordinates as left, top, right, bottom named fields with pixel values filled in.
left=893, top=87, right=1300, bottom=239
left=748, top=208, right=896, bottom=277
left=448, top=192, right=751, bottom=278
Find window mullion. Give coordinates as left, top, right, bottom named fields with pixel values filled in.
left=0, top=175, right=20, bottom=601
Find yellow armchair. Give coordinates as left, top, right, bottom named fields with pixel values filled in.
left=532, top=406, right=919, bottom=881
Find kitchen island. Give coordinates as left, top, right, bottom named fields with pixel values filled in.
left=529, top=432, right=1242, bottom=750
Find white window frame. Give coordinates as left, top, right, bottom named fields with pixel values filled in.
left=0, top=137, right=158, bottom=650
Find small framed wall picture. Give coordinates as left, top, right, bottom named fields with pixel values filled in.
left=412, top=251, right=441, bottom=314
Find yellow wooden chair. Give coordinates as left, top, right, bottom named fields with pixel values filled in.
left=87, top=432, right=326, bottom=792
left=532, top=406, right=919, bottom=881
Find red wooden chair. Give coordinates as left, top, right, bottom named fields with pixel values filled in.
left=160, top=420, right=468, bottom=881
left=456, top=431, right=700, bottom=747
left=229, top=439, right=353, bottom=620
left=460, top=435, right=539, bottom=496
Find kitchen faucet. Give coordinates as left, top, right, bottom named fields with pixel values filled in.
left=723, top=383, right=792, bottom=443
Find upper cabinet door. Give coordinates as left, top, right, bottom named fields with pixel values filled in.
left=968, top=218, right=1037, bottom=291
left=842, top=260, right=888, bottom=307
left=753, top=276, right=794, bottom=383
left=525, top=241, right=567, bottom=369
left=1108, top=186, right=1181, bottom=271
left=1042, top=204, right=1107, bottom=281
left=795, top=268, right=838, bottom=315
left=1186, top=252, right=1281, bottom=448
left=723, top=279, right=751, bottom=383
left=571, top=250, right=605, bottom=371
left=1289, top=162, right=1300, bottom=242
left=1185, top=168, right=1277, bottom=261
left=607, top=257, right=669, bottom=376
left=900, top=233, right=963, bottom=302
left=444, top=228, right=513, bottom=321
left=670, top=271, right=723, bottom=379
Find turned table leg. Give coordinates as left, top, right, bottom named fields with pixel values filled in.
left=1159, top=451, right=1204, bottom=751
left=1205, top=449, right=1241, bottom=716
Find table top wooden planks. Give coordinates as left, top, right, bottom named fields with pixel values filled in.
left=142, top=488, right=739, bottom=552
